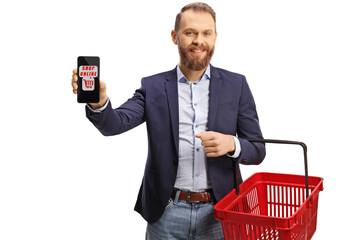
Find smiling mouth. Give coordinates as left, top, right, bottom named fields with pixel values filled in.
left=191, top=49, right=205, bottom=55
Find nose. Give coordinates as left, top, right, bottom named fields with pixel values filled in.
left=192, top=34, right=205, bottom=46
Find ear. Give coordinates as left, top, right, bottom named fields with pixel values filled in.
left=171, top=30, right=178, bottom=45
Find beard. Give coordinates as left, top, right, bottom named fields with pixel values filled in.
left=178, top=40, right=215, bottom=71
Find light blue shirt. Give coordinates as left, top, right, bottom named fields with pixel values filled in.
left=174, top=65, right=241, bottom=192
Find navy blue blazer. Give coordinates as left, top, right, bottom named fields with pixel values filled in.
left=86, top=65, right=265, bottom=223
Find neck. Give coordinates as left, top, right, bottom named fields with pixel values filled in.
left=179, top=64, right=207, bottom=82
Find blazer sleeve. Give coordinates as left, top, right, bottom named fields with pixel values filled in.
left=86, top=78, right=146, bottom=136
left=235, top=76, right=266, bottom=165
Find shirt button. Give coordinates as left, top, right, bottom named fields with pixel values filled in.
left=194, top=103, right=197, bottom=106
left=195, top=125, right=198, bottom=128
left=196, top=148, right=200, bottom=152
left=195, top=173, right=199, bottom=177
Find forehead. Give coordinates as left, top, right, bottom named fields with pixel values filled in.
left=179, top=10, right=215, bottom=31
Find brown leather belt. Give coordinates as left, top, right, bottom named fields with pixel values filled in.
left=171, top=189, right=213, bottom=203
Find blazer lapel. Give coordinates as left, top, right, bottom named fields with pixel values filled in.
left=208, top=65, right=222, bottom=131
left=165, top=68, right=179, bottom=160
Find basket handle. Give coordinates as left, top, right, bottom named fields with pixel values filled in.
left=234, top=139, right=309, bottom=199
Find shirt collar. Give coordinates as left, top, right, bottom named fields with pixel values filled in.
left=177, top=65, right=211, bottom=83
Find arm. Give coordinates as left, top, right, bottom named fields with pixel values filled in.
left=86, top=78, right=146, bottom=136
left=234, top=76, right=266, bottom=165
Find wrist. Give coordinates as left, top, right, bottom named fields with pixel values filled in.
left=228, top=135, right=235, bottom=154
left=89, top=96, right=108, bottom=110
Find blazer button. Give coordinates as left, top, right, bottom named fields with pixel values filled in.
left=241, top=159, right=248, bottom=164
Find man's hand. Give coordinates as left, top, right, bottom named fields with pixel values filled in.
left=71, top=69, right=108, bottom=109
left=195, top=131, right=235, bottom=157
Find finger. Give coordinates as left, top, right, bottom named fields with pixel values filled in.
left=195, top=133, right=203, bottom=139
left=73, top=68, right=77, bottom=74
left=201, top=139, right=217, bottom=147
left=72, top=80, right=78, bottom=89
left=196, top=131, right=216, bottom=141
left=99, top=80, right=106, bottom=90
left=203, top=146, right=217, bottom=153
left=72, top=84, right=78, bottom=94
left=72, top=74, right=78, bottom=85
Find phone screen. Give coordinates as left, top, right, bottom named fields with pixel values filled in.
left=77, top=56, right=100, bottom=103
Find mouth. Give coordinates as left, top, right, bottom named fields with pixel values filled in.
left=191, top=49, right=206, bottom=55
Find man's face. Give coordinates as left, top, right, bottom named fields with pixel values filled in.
left=172, top=10, right=217, bottom=71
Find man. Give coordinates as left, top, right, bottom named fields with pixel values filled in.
left=71, top=2, right=265, bottom=239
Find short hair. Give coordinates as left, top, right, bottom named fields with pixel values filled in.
left=174, top=2, right=216, bottom=33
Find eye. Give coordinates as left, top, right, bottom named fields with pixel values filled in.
left=185, top=31, right=194, bottom=35
left=204, top=32, right=212, bottom=36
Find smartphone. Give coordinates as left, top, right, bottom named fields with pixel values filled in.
left=77, top=56, right=100, bottom=103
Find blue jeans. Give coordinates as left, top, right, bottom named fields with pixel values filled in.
left=146, top=197, right=224, bottom=240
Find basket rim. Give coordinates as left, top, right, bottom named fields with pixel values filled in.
left=214, top=172, right=324, bottom=225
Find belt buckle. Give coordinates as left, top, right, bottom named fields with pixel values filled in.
left=186, top=191, right=191, bottom=203
left=186, top=191, right=201, bottom=204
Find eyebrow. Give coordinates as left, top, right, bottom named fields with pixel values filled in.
left=182, top=28, right=214, bottom=33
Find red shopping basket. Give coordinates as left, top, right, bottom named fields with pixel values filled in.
left=214, top=139, right=324, bottom=240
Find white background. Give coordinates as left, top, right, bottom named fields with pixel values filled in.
left=1, top=0, right=359, bottom=239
